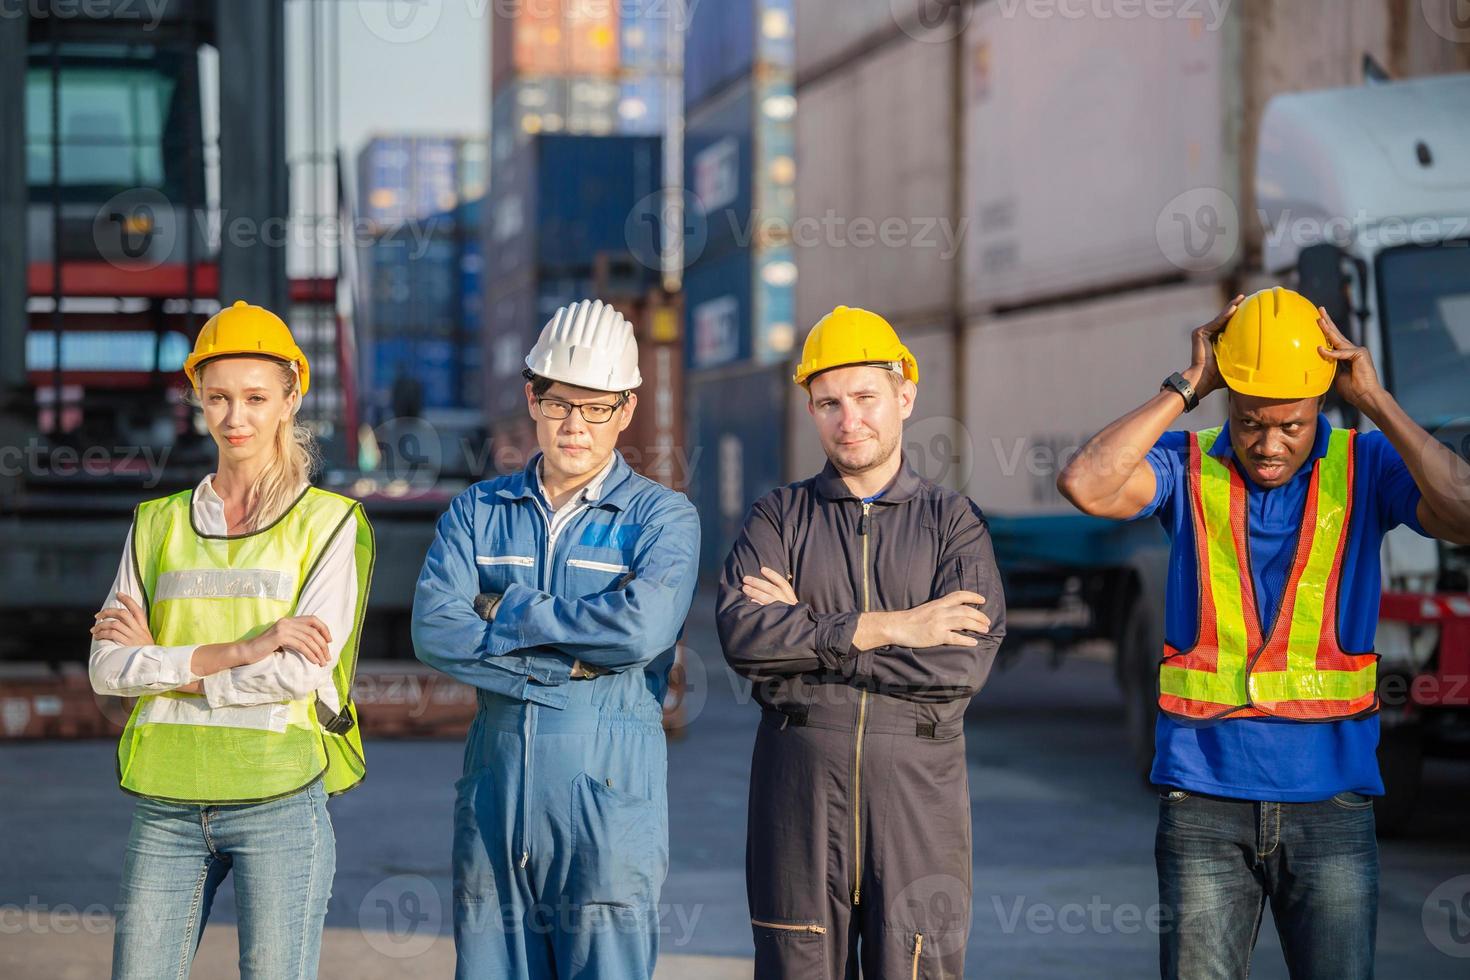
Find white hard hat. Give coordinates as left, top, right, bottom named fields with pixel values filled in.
left=524, top=299, right=642, bottom=392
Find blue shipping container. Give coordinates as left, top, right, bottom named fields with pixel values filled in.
left=358, top=136, right=465, bottom=228
left=371, top=337, right=458, bottom=411
left=686, top=366, right=787, bottom=576
left=685, top=78, right=754, bottom=268
left=683, top=248, right=752, bottom=371
left=488, top=133, right=664, bottom=282
left=620, top=4, right=668, bottom=72
left=683, top=0, right=753, bottom=110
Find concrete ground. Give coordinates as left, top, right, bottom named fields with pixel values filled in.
left=4, top=588, right=1470, bottom=978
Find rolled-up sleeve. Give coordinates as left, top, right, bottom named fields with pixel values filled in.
left=88, top=526, right=200, bottom=696
left=716, top=496, right=861, bottom=681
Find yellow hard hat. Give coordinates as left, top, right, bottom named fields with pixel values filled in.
left=792, top=306, right=919, bottom=387
left=1215, top=287, right=1334, bottom=398
left=183, top=300, right=310, bottom=394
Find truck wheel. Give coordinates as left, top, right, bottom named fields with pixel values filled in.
left=1373, top=720, right=1423, bottom=837
left=1119, top=600, right=1159, bottom=779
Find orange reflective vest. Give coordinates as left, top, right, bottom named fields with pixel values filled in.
left=1157, top=426, right=1378, bottom=722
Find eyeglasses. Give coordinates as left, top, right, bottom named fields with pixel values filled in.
left=536, top=396, right=626, bottom=424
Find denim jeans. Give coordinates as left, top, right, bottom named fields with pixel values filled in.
left=112, top=779, right=335, bottom=980
left=1156, top=788, right=1378, bottom=980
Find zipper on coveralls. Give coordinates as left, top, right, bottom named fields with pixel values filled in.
left=852, top=501, right=873, bottom=906
left=519, top=493, right=594, bottom=870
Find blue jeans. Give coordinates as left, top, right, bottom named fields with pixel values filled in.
left=112, top=779, right=336, bottom=980
left=1156, top=788, right=1378, bottom=980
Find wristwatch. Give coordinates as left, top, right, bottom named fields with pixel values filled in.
left=1160, top=372, right=1199, bottom=412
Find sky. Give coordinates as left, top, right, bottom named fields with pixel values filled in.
left=284, top=0, right=489, bottom=275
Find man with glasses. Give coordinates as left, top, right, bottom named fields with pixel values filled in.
left=413, top=299, right=700, bottom=979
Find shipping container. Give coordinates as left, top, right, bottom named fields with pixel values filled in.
left=684, top=249, right=753, bottom=371
left=565, top=0, right=620, bottom=76
left=961, top=281, right=1228, bottom=518
left=492, top=0, right=565, bottom=91
left=483, top=278, right=539, bottom=421
left=684, top=0, right=794, bottom=108
left=616, top=74, right=667, bottom=136
left=687, top=78, right=756, bottom=266
left=793, top=26, right=959, bottom=330
left=492, top=74, right=670, bottom=162
left=684, top=0, right=754, bottom=108
left=458, top=138, right=488, bottom=202
left=356, top=135, right=463, bottom=231
left=487, top=133, right=663, bottom=283
left=566, top=76, right=619, bottom=134
left=686, top=364, right=788, bottom=576
left=372, top=337, right=458, bottom=411
left=959, top=1, right=1470, bottom=313
left=619, top=1, right=668, bottom=73
left=794, top=0, right=934, bottom=81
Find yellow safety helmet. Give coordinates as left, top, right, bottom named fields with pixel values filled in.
left=792, top=306, right=919, bottom=387
left=183, top=300, right=311, bottom=394
left=1215, top=287, right=1334, bottom=399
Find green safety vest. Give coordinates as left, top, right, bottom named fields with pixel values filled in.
left=116, top=485, right=374, bottom=804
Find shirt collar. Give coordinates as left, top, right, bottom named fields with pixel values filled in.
left=814, top=453, right=924, bottom=503
left=534, top=452, right=617, bottom=508
left=497, top=451, right=631, bottom=510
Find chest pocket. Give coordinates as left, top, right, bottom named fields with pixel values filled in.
left=476, top=554, right=536, bottom=594
left=564, top=552, right=634, bottom=598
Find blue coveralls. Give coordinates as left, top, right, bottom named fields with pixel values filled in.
left=412, top=451, right=700, bottom=979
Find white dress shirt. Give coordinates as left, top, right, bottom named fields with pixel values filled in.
left=88, top=475, right=359, bottom=711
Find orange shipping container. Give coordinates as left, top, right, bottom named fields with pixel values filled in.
left=564, top=0, right=619, bottom=76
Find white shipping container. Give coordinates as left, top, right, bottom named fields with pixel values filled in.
left=795, top=28, right=960, bottom=331
left=785, top=324, right=961, bottom=491
left=962, top=5, right=1236, bottom=310
left=795, top=0, right=961, bottom=80
left=962, top=280, right=1229, bottom=517
left=961, top=0, right=1467, bottom=312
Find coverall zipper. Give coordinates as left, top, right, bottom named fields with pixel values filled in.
left=852, top=501, right=873, bottom=905
left=911, top=932, right=924, bottom=979
left=518, top=492, right=593, bottom=870
left=750, top=918, right=828, bottom=935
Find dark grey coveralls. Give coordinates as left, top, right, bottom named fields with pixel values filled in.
left=717, top=457, right=1006, bottom=979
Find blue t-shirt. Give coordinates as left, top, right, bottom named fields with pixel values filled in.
left=1135, top=416, right=1428, bottom=801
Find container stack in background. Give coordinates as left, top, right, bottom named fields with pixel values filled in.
left=354, top=135, right=486, bottom=431
left=681, top=0, right=796, bottom=575
left=784, top=1, right=967, bottom=501
left=484, top=2, right=683, bottom=482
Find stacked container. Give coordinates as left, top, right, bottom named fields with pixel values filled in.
left=481, top=133, right=664, bottom=425
left=681, top=0, right=796, bottom=574
left=355, top=136, right=487, bottom=419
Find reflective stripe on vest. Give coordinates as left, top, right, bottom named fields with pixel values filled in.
left=1157, top=426, right=1378, bottom=722
left=117, top=486, right=374, bottom=804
